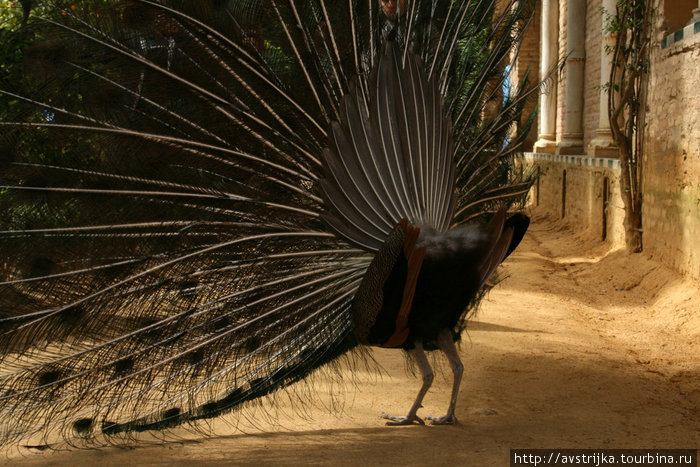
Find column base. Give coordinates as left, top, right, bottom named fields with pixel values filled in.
left=588, top=131, right=619, bottom=158
left=533, top=138, right=557, bottom=154
left=588, top=143, right=619, bottom=158
left=556, top=139, right=584, bottom=155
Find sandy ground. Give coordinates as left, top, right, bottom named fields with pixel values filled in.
left=6, top=215, right=699, bottom=466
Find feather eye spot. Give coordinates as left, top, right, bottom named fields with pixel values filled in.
left=58, top=304, right=86, bottom=329
left=163, top=408, right=181, bottom=420
left=113, top=358, right=134, bottom=375
left=243, top=335, right=261, bottom=353
left=187, top=350, right=204, bottom=365
left=37, top=370, right=61, bottom=387
left=207, top=314, right=232, bottom=333
left=178, top=280, right=199, bottom=298
left=0, top=313, right=14, bottom=333
left=73, top=418, right=93, bottom=435
left=28, top=257, right=57, bottom=277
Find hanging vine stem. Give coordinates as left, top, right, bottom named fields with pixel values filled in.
left=603, top=0, right=653, bottom=253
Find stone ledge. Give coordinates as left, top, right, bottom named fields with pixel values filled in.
left=661, top=20, right=700, bottom=49
left=524, top=152, right=621, bottom=170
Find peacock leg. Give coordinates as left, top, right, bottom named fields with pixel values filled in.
left=381, top=340, right=433, bottom=426
left=426, top=328, right=463, bottom=425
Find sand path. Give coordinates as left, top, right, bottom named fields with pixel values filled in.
left=8, top=216, right=699, bottom=465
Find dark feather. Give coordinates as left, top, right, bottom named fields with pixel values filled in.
left=0, top=0, right=540, bottom=447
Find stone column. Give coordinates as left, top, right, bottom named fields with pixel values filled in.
left=589, top=0, right=618, bottom=157
left=556, top=0, right=585, bottom=155
left=534, top=0, right=559, bottom=154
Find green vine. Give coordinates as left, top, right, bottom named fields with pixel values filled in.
left=602, top=0, right=653, bottom=253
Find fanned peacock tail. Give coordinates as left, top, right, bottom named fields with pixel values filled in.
left=0, top=0, right=539, bottom=448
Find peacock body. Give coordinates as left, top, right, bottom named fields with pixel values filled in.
left=0, top=0, right=538, bottom=447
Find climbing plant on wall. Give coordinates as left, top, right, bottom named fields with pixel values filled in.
left=603, top=0, right=653, bottom=253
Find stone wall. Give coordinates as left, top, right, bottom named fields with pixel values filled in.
left=526, top=154, right=625, bottom=247
left=643, top=12, right=700, bottom=278
left=527, top=0, right=624, bottom=249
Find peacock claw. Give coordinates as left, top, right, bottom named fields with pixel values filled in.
left=425, top=414, right=457, bottom=425
left=381, top=413, right=425, bottom=426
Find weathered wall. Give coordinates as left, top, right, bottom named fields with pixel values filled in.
left=526, top=155, right=625, bottom=247
left=524, top=0, right=700, bottom=279
left=526, top=0, right=624, bottom=248
left=643, top=13, right=700, bottom=279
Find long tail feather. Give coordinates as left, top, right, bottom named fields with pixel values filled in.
left=0, top=0, right=540, bottom=448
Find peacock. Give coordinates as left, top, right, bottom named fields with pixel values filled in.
left=0, top=0, right=539, bottom=448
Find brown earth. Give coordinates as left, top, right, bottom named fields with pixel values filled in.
left=6, top=214, right=699, bottom=466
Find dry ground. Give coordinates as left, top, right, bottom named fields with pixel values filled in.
left=6, top=215, right=699, bottom=466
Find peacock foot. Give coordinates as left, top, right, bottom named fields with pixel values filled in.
left=425, top=413, right=457, bottom=425
left=381, top=413, right=425, bottom=426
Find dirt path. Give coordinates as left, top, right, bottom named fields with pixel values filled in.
left=8, top=217, right=699, bottom=466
